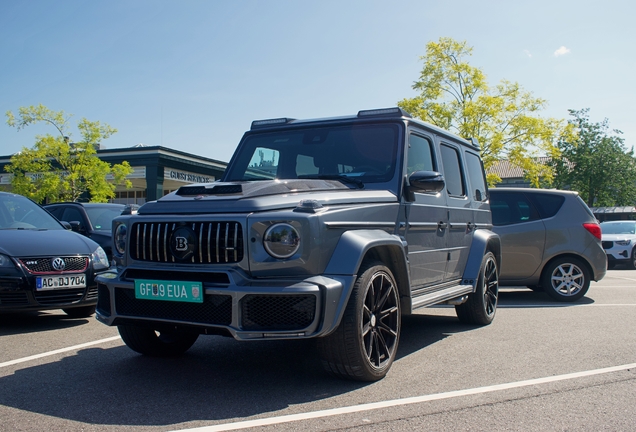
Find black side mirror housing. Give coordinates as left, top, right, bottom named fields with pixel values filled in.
left=408, top=171, right=445, bottom=194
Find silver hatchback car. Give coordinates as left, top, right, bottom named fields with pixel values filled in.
left=490, top=188, right=606, bottom=302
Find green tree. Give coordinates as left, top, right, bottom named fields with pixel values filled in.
left=398, top=37, right=573, bottom=186
left=550, top=109, right=636, bottom=207
left=5, top=104, right=133, bottom=203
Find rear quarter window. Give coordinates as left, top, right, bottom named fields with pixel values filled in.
left=526, top=193, right=565, bottom=219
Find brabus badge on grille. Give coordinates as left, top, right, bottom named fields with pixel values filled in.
left=170, top=226, right=197, bottom=261
left=52, top=257, right=66, bottom=271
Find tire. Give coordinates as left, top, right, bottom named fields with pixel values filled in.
left=541, top=257, right=590, bottom=302
left=455, top=252, right=498, bottom=325
left=62, top=305, right=96, bottom=318
left=118, top=325, right=199, bottom=357
left=628, top=248, right=636, bottom=270
left=317, top=261, right=401, bottom=381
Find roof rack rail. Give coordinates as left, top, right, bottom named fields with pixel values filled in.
left=251, top=117, right=296, bottom=130
left=357, top=107, right=411, bottom=118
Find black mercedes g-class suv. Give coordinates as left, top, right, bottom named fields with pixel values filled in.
left=96, top=107, right=501, bottom=381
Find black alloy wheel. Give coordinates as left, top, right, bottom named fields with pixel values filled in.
left=456, top=252, right=499, bottom=325
left=317, top=261, right=401, bottom=381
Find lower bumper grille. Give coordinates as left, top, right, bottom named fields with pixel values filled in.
left=0, top=291, right=29, bottom=306
left=114, top=288, right=232, bottom=326
left=241, top=295, right=316, bottom=331
left=34, top=288, right=86, bottom=305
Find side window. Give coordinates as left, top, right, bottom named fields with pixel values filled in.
left=465, top=152, right=488, bottom=201
left=61, top=207, right=86, bottom=230
left=46, top=207, right=62, bottom=219
left=407, top=134, right=435, bottom=176
left=490, top=192, right=540, bottom=226
left=527, top=193, right=566, bottom=219
left=440, top=144, right=465, bottom=197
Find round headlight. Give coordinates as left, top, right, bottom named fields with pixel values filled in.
left=263, top=223, right=300, bottom=259
left=114, top=224, right=127, bottom=255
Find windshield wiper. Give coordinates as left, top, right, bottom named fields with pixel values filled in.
left=298, top=174, right=364, bottom=189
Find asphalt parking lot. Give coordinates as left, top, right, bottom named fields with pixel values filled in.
left=1, top=269, right=635, bottom=432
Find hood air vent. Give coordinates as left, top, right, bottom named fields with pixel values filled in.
left=176, top=184, right=243, bottom=196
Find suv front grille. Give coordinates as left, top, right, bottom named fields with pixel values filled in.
left=19, top=257, right=88, bottom=274
left=130, top=221, right=244, bottom=264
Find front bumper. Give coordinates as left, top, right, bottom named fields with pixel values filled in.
left=0, top=275, right=98, bottom=312
left=602, top=243, right=633, bottom=263
left=95, top=267, right=354, bottom=340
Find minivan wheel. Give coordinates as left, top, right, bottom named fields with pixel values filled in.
left=455, top=252, right=498, bottom=325
left=541, top=257, right=590, bottom=302
left=118, top=325, right=199, bottom=357
left=317, top=261, right=401, bottom=381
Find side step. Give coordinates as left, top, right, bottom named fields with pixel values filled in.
left=411, top=283, right=474, bottom=311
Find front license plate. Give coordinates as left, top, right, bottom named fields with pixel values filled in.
left=36, top=274, right=86, bottom=290
left=134, top=279, right=204, bottom=303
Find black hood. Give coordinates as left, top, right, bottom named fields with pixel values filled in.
left=0, top=229, right=100, bottom=257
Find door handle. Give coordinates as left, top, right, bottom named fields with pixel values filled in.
left=437, top=221, right=448, bottom=230
left=467, top=222, right=475, bottom=231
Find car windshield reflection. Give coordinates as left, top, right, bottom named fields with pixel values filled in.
left=0, top=194, right=63, bottom=230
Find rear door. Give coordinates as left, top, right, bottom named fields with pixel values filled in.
left=440, top=142, right=472, bottom=282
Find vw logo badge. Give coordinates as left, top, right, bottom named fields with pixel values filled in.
left=170, top=226, right=197, bottom=261
left=52, top=257, right=66, bottom=271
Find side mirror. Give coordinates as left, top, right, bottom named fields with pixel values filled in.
left=69, top=220, right=84, bottom=233
left=60, top=221, right=72, bottom=230
left=408, top=170, right=445, bottom=194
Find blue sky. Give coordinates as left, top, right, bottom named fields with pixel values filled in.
left=1, top=0, right=634, bottom=163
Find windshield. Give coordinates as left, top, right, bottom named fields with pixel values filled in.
left=86, top=206, right=124, bottom=230
left=601, top=222, right=636, bottom=235
left=0, top=194, right=64, bottom=230
left=224, top=124, right=399, bottom=184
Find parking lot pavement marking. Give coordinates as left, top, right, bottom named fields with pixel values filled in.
left=600, top=276, right=636, bottom=282
left=0, top=336, right=121, bottom=369
left=176, top=362, right=636, bottom=432
left=498, top=303, right=636, bottom=308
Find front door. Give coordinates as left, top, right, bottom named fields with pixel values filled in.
left=403, top=132, right=449, bottom=288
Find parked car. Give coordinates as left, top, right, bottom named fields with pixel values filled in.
left=96, top=107, right=501, bottom=381
left=44, top=202, right=139, bottom=260
left=0, top=192, right=110, bottom=317
left=600, top=220, right=636, bottom=269
left=490, top=188, right=606, bottom=302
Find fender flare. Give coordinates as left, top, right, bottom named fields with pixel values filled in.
left=461, top=229, right=501, bottom=288
left=320, top=229, right=409, bottom=335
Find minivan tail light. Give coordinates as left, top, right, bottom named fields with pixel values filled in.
left=583, top=223, right=602, bottom=240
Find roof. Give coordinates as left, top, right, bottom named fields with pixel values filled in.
left=591, top=206, right=636, bottom=214
left=487, top=157, right=552, bottom=179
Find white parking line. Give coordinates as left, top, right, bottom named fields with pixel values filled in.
left=0, top=336, right=121, bottom=369
left=175, top=362, right=636, bottom=432
left=498, top=303, right=636, bottom=308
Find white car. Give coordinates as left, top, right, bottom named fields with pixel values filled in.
left=600, top=221, right=636, bottom=269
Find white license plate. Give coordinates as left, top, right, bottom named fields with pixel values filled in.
left=36, top=274, right=86, bottom=290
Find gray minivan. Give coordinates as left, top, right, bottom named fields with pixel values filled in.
left=490, top=188, right=606, bottom=302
